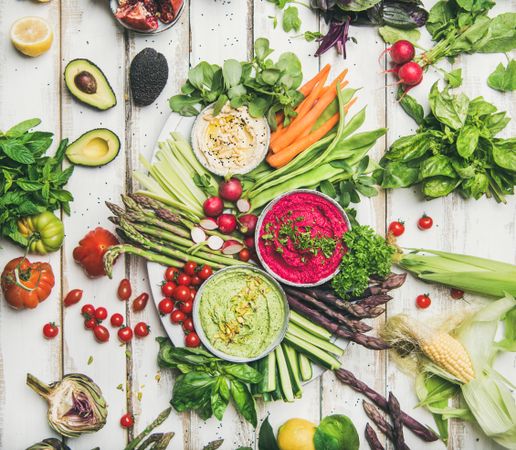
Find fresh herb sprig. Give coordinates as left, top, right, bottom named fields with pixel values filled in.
left=169, top=38, right=304, bottom=129
left=332, top=225, right=395, bottom=299
left=157, top=338, right=261, bottom=427
left=0, top=119, right=73, bottom=247
left=377, top=81, right=515, bottom=203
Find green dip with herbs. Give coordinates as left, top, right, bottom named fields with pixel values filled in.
left=198, top=267, right=286, bottom=359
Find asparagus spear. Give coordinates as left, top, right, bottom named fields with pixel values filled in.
left=335, top=369, right=438, bottom=442
left=388, top=392, right=407, bottom=450
left=287, top=295, right=389, bottom=350
left=124, top=408, right=172, bottom=450
left=356, top=294, right=393, bottom=309
left=365, top=423, right=385, bottom=450
left=285, top=287, right=372, bottom=333
left=363, top=401, right=410, bottom=450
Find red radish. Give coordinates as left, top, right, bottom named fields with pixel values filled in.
left=236, top=198, right=251, bottom=213
left=239, top=248, right=251, bottom=262
left=203, top=197, right=224, bottom=217
left=222, top=240, right=244, bottom=255
left=191, top=227, right=207, bottom=244
left=384, top=40, right=415, bottom=64
left=199, top=217, right=218, bottom=230
left=207, top=235, right=224, bottom=250
left=398, top=62, right=423, bottom=86
left=219, top=178, right=243, bottom=202
left=244, top=236, right=255, bottom=249
left=217, top=214, right=237, bottom=234
left=239, top=214, right=258, bottom=236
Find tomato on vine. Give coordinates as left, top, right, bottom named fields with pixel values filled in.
left=179, top=300, right=193, bottom=314
left=134, top=322, right=150, bottom=338
left=173, top=285, right=190, bottom=303
left=164, top=267, right=179, bottom=282
left=93, top=325, right=110, bottom=342
left=418, top=214, right=433, bottom=230
left=94, top=306, right=108, bottom=322
left=183, top=261, right=197, bottom=276
left=176, top=273, right=191, bottom=286
left=158, top=298, right=174, bottom=315
left=198, top=265, right=212, bottom=280
left=110, top=313, right=124, bottom=327
left=161, top=281, right=176, bottom=297
left=84, top=318, right=97, bottom=330
left=182, top=317, right=194, bottom=333
left=81, top=304, right=96, bottom=318
left=388, top=220, right=405, bottom=237
left=185, top=332, right=200, bottom=348
left=117, top=326, right=133, bottom=343
left=170, top=309, right=186, bottom=324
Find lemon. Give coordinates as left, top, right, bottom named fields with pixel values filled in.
left=277, top=418, right=317, bottom=450
left=11, top=16, right=53, bottom=57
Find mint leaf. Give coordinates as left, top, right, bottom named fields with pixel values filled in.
left=0, top=140, right=35, bottom=164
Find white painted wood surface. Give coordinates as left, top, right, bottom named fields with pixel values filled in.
left=0, top=1, right=515, bottom=449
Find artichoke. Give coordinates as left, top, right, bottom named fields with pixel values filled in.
left=26, top=438, right=71, bottom=450
left=27, top=373, right=107, bottom=438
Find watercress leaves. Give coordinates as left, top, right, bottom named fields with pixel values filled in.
left=169, top=39, right=303, bottom=129
left=282, top=6, right=301, bottom=33
left=487, top=60, right=516, bottom=92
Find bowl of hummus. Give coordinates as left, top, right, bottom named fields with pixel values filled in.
left=193, top=266, right=288, bottom=362
left=255, top=190, right=351, bottom=287
left=191, top=103, right=270, bottom=176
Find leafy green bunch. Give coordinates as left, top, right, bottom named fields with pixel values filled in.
left=0, top=118, right=73, bottom=246
left=420, top=0, right=515, bottom=67
left=157, top=338, right=262, bottom=427
left=332, top=225, right=395, bottom=299
left=169, top=38, right=304, bottom=129
left=377, top=81, right=515, bottom=203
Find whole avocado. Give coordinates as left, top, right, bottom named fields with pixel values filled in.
left=130, top=48, right=169, bottom=106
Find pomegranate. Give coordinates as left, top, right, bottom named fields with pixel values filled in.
left=115, top=0, right=183, bottom=30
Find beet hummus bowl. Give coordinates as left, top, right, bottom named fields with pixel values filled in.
left=255, top=189, right=351, bottom=287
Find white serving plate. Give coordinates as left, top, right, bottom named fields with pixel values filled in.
left=146, top=111, right=348, bottom=381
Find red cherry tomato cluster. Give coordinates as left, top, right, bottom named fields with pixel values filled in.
left=160, top=261, right=212, bottom=347
left=80, top=278, right=150, bottom=344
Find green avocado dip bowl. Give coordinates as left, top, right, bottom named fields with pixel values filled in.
left=193, top=266, right=289, bottom=363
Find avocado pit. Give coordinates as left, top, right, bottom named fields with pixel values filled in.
left=74, top=71, right=97, bottom=94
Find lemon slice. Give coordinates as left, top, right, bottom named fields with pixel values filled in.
left=11, top=16, right=53, bottom=57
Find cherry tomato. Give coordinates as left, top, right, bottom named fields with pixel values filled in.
left=185, top=332, right=200, bottom=347
left=132, top=293, right=149, bottom=312
left=110, top=313, right=124, bottom=327
left=182, top=317, right=194, bottom=332
left=177, top=273, right=191, bottom=286
left=118, top=326, right=133, bottom=342
left=173, top=285, right=191, bottom=303
left=158, top=298, right=174, bottom=315
left=416, top=293, right=431, bottom=309
left=84, top=318, right=97, bottom=329
left=161, top=281, right=176, bottom=297
left=418, top=214, right=433, bottom=230
left=120, top=413, right=134, bottom=428
left=93, top=325, right=110, bottom=342
left=190, top=288, right=197, bottom=301
left=191, top=275, right=202, bottom=286
left=388, top=220, right=405, bottom=237
left=164, top=267, right=179, bottom=282
left=179, top=300, right=193, bottom=314
left=43, top=322, right=59, bottom=339
left=450, top=288, right=464, bottom=299
left=134, top=322, right=150, bottom=337
left=170, top=309, right=186, bottom=324
left=117, top=278, right=132, bottom=301
left=198, top=265, right=213, bottom=280
left=239, top=248, right=251, bottom=262
left=64, top=289, right=83, bottom=307
left=81, top=304, right=96, bottom=318
left=94, top=307, right=108, bottom=322
left=183, top=261, right=198, bottom=276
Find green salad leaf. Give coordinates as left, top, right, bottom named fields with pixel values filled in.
left=313, top=414, right=359, bottom=450
left=487, top=60, right=516, bottom=92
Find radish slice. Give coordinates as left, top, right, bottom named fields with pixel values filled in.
left=236, top=198, right=251, bottom=213
left=222, top=240, right=244, bottom=255
left=207, top=235, right=224, bottom=251
left=191, top=227, right=207, bottom=244
left=200, top=217, right=218, bottom=230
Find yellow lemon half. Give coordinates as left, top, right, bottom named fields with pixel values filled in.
left=277, top=418, right=317, bottom=450
left=11, top=16, right=53, bottom=57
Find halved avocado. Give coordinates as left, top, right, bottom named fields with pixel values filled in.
left=66, top=128, right=120, bottom=167
left=64, top=59, right=117, bottom=110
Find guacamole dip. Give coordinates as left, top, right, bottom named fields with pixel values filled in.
left=197, top=267, right=286, bottom=359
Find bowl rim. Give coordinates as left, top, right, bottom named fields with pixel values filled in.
left=192, top=265, right=289, bottom=363
left=254, top=189, right=352, bottom=288
left=190, top=103, right=271, bottom=177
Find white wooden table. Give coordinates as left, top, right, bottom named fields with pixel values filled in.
left=0, top=1, right=515, bottom=449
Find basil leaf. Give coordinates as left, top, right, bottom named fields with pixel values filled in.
left=487, top=60, right=516, bottom=92
left=211, top=377, right=230, bottom=421
left=386, top=133, right=432, bottom=161
left=282, top=6, right=301, bottom=32
left=397, top=88, right=424, bottom=125
left=477, top=13, right=516, bottom=53
left=230, top=380, right=257, bottom=427
left=419, top=155, right=457, bottom=179
left=429, top=82, right=469, bottom=130
left=461, top=172, right=489, bottom=199
left=380, top=161, right=420, bottom=188
left=422, top=176, right=459, bottom=198
left=222, top=363, right=262, bottom=383
left=492, top=138, right=516, bottom=172
left=258, top=416, right=280, bottom=450
left=456, top=125, right=479, bottom=158
left=171, top=372, right=216, bottom=412
left=444, top=68, right=463, bottom=88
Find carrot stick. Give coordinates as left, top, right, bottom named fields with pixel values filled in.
left=267, top=113, right=340, bottom=168
left=270, top=69, right=348, bottom=152
left=300, top=64, right=331, bottom=96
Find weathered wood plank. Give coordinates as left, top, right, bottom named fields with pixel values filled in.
left=0, top=1, right=62, bottom=448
